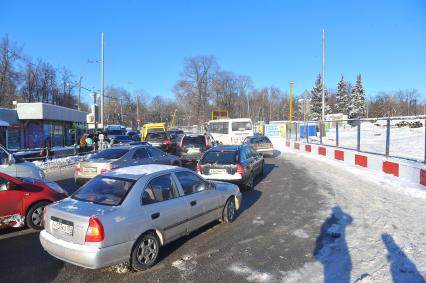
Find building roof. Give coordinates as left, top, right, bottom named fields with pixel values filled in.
left=16, top=103, right=87, bottom=123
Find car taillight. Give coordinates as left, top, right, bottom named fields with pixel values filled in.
left=236, top=164, right=244, bottom=175
left=75, top=163, right=80, bottom=172
left=85, top=216, right=104, bottom=242
left=43, top=207, right=47, bottom=227
left=196, top=163, right=200, bottom=173
left=101, top=164, right=117, bottom=173
left=163, top=139, right=171, bottom=145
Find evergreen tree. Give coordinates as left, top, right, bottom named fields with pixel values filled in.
left=335, top=75, right=349, bottom=115
left=310, top=74, right=330, bottom=120
left=348, top=74, right=366, bottom=118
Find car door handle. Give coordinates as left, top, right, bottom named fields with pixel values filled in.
left=190, top=200, right=197, bottom=206
left=151, top=212, right=160, bottom=219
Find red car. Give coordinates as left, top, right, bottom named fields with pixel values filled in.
left=0, top=173, right=68, bottom=230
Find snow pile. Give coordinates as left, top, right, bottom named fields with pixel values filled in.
left=33, top=155, right=87, bottom=171
left=305, top=122, right=424, bottom=161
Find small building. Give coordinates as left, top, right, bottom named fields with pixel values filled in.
left=0, top=103, right=87, bottom=150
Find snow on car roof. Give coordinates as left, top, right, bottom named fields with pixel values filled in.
left=104, top=164, right=179, bottom=180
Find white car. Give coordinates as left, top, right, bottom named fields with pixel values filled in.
left=0, top=145, right=45, bottom=179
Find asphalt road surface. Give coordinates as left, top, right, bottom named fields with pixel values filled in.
left=0, top=153, right=331, bottom=283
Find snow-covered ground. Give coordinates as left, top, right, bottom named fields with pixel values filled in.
left=271, top=137, right=426, bottom=282
left=306, top=122, right=424, bottom=162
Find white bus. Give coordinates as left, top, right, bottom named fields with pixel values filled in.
left=206, top=118, right=254, bottom=145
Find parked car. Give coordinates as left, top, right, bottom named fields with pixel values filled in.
left=145, top=132, right=176, bottom=154
left=243, top=135, right=274, bottom=157
left=197, top=145, right=264, bottom=190
left=40, top=165, right=242, bottom=270
left=0, top=145, right=45, bottom=179
left=176, top=134, right=216, bottom=164
left=0, top=172, right=67, bottom=230
left=74, top=145, right=181, bottom=185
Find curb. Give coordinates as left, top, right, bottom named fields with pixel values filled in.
left=283, top=139, right=426, bottom=187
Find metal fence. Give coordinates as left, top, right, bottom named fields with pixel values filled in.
left=285, top=116, right=426, bottom=163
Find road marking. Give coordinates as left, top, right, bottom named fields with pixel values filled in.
left=238, top=235, right=264, bottom=245
left=261, top=180, right=272, bottom=184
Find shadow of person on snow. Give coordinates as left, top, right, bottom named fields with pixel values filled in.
left=314, top=206, right=353, bottom=283
left=382, top=233, right=426, bottom=283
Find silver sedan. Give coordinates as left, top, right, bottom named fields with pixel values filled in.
left=40, top=164, right=242, bottom=271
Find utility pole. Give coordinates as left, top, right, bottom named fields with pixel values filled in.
left=321, top=29, right=325, bottom=121
left=93, top=92, right=98, bottom=131
left=100, top=32, right=105, bottom=129
left=136, top=95, right=140, bottom=130
left=77, top=75, right=82, bottom=111
left=289, top=81, right=294, bottom=128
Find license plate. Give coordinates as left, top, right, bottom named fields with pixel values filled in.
left=83, top=167, right=97, bottom=173
left=52, top=219, right=74, bottom=235
left=210, top=168, right=226, bottom=174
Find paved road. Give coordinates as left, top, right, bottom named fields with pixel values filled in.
left=0, top=154, right=332, bottom=283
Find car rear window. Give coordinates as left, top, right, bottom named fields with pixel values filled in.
left=91, top=148, right=128, bottom=160
left=108, top=130, right=123, bottom=135
left=72, top=176, right=135, bottom=206
left=146, top=132, right=167, bottom=141
left=182, top=136, right=205, bottom=147
left=200, top=151, right=237, bottom=165
left=113, top=136, right=132, bottom=143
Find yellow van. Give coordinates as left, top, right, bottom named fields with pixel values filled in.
left=141, top=123, right=166, bottom=140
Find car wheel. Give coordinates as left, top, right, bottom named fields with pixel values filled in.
left=131, top=232, right=160, bottom=271
left=26, top=201, right=50, bottom=230
left=223, top=197, right=236, bottom=223
left=245, top=173, right=254, bottom=190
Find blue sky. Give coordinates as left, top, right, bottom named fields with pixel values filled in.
left=1, top=0, right=425, bottom=104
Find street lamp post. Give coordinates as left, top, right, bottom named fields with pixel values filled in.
left=100, top=32, right=105, bottom=130
left=289, top=81, right=294, bottom=128
left=322, top=29, right=325, bottom=121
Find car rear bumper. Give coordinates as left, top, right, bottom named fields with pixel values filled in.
left=40, top=230, right=131, bottom=269
left=257, top=148, right=274, bottom=156
left=199, top=173, right=243, bottom=184
left=74, top=172, right=97, bottom=184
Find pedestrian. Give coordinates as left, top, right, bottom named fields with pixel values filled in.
left=86, top=134, right=94, bottom=151
left=93, top=133, right=99, bottom=151
left=79, top=134, right=87, bottom=153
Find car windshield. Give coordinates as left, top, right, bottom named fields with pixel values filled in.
left=72, top=176, right=135, bottom=206
left=146, top=132, right=167, bottom=141
left=91, top=148, right=128, bottom=160
left=182, top=136, right=205, bottom=148
left=201, top=151, right=237, bottom=165
left=232, top=121, right=252, bottom=131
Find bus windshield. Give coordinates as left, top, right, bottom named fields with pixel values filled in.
left=232, top=121, right=252, bottom=131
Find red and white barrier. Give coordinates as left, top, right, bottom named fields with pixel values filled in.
left=282, top=139, right=426, bottom=187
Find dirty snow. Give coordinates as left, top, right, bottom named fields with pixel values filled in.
left=267, top=138, right=426, bottom=282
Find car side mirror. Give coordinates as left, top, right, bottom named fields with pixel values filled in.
left=7, top=154, right=15, bottom=165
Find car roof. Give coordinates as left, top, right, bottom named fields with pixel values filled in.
left=103, top=164, right=190, bottom=181
left=209, top=145, right=242, bottom=151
